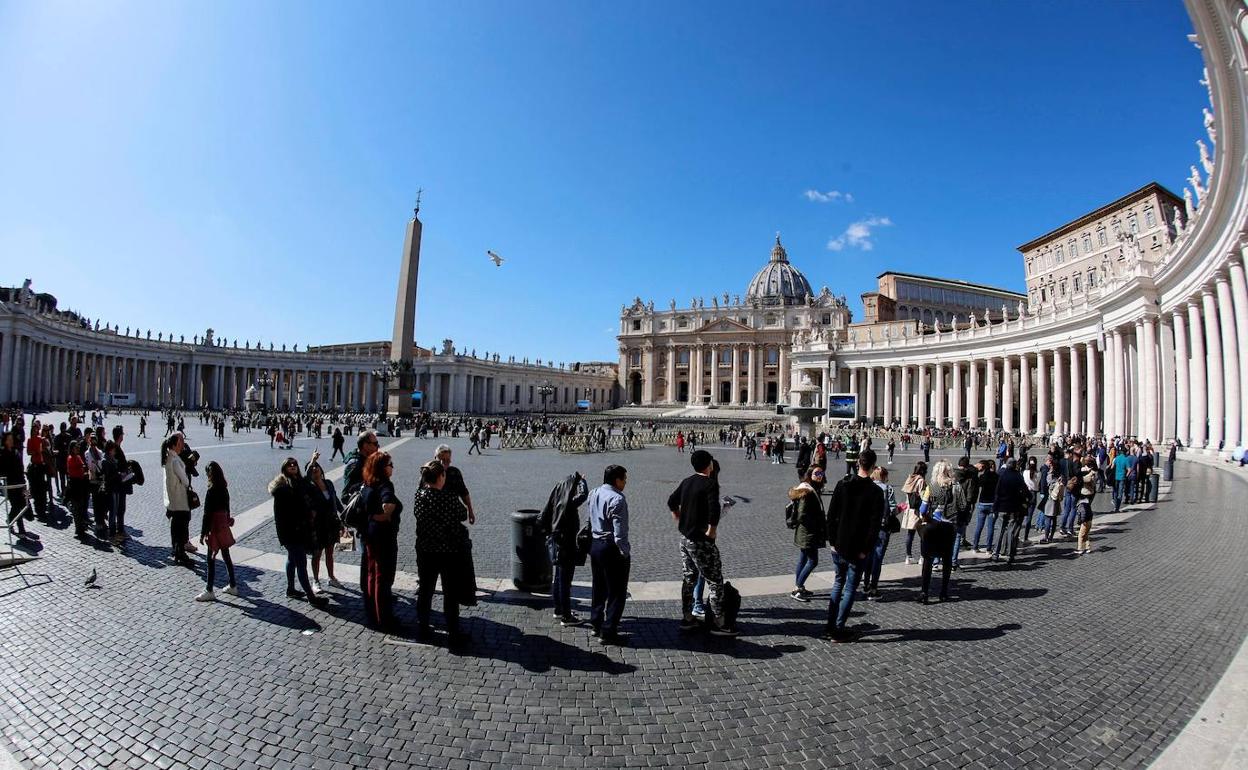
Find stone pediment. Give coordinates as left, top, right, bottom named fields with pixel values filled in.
left=698, top=317, right=752, bottom=333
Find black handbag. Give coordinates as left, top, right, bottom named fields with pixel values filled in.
left=187, top=486, right=201, bottom=511
left=574, top=523, right=592, bottom=566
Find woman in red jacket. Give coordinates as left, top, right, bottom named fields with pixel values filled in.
left=65, top=441, right=89, bottom=537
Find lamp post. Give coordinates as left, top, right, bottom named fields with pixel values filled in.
left=538, top=382, right=556, bottom=424
left=255, top=371, right=274, bottom=414
left=371, top=360, right=408, bottom=420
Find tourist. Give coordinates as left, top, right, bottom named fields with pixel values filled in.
left=675, top=430, right=685, bottom=453
left=306, top=458, right=344, bottom=592
left=844, top=436, right=860, bottom=479
left=822, top=448, right=884, bottom=641
left=360, top=451, right=399, bottom=628
left=435, top=444, right=475, bottom=525
left=588, top=464, right=631, bottom=645
left=162, top=432, right=194, bottom=565
left=971, top=460, right=999, bottom=553
left=52, top=422, right=71, bottom=501
left=1021, top=455, right=1040, bottom=543
left=412, top=459, right=471, bottom=644
left=138, top=414, right=147, bottom=438
left=795, top=437, right=812, bottom=479
left=900, top=461, right=927, bottom=564
left=990, top=458, right=1030, bottom=564
left=916, top=460, right=955, bottom=603
left=109, top=425, right=133, bottom=542
left=950, top=457, right=978, bottom=568
left=1112, top=445, right=1132, bottom=512
left=84, top=432, right=110, bottom=536
left=886, top=438, right=896, bottom=464
left=1058, top=448, right=1080, bottom=536
left=539, top=471, right=590, bottom=625
left=269, top=457, right=328, bottom=607
left=862, top=465, right=898, bottom=599
left=787, top=467, right=827, bottom=603
left=330, top=428, right=346, bottom=462
left=66, top=440, right=89, bottom=536
left=342, top=431, right=379, bottom=497
left=669, top=450, right=735, bottom=636
left=1075, top=455, right=1099, bottom=555
left=196, top=461, right=238, bottom=601
left=0, top=432, right=29, bottom=538
left=23, top=420, right=49, bottom=519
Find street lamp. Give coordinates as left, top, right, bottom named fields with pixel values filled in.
left=255, top=371, right=274, bottom=413
left=371, top=360, right=410, bottom=420
left=538, top=382, right=556, bottom=423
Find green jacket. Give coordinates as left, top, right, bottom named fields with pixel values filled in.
left=789, top=483, right=826, bottom=549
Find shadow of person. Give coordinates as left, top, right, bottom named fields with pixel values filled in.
left=856, top=622, right=1023, bottom=643
left=446, top=616, right=637, bottom=675
left=212, top=562, right=324, bottom=633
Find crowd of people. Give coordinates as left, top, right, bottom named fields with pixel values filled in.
left=1, top=402, right=1178, bottom=648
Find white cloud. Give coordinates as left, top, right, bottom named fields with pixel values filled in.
left=803, top=189, right=854, bottom=204
left=826, top=216, right=893, bottom=252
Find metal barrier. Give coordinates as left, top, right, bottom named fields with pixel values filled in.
left=499, top=433, right=553, bottom=449
left=555, top=434, right=645, bottom=453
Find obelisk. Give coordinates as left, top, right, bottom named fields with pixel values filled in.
left=388, top=203, right=422, bottom=416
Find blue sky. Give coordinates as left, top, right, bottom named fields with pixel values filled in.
left=0, top=1, right=1205, bottom=362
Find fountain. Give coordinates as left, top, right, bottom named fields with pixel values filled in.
left=787, top=372, right=824, bottom=438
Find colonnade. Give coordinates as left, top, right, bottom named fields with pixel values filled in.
left=840, top=255, right=1245, bottom=448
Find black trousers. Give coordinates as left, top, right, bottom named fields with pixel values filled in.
left=415, top=551, right=460, bottom=632
left=168, top=510, right=191, bottom=555
left=589, top=539, right=630, bottom=634
left=918, top=521, right=955, bottom=598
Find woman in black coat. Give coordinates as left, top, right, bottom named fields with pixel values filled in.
left=305, top=458, right=344, bottom=592
left=268, top=458, right=327, bottom=608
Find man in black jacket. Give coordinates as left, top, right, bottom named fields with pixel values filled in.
left=539, top=471, right=589, bottom=626
left=668, top=450, right=735, bottom=636
left=823, top=448, right=884, bottom=642
left=991, top=458, right=1030, bottom=564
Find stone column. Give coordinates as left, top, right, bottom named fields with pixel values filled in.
left=1230, top=256, right=1248, bottom=442
left=865, top=367, right=876, bottom=425
left=731, top=346, right=740, bottom=405
left=1201, top=289, right=1224, bottom=449
left=1086, top=343, right=1100, bottom=437
left=666, top=346, right=677, bottom=404
left=778, top=346, right=790, bottom=404
left=968, top=360, right=980, bottom=429
left=1069, top=344, right=1083, bottom=435
left=882, top=366, right=894, bottom=426
left=916, top=364, right=928, bottom=428
left=933, top=364, right=945, bottom=428
left=1053, top=348, right=1068, bottom=434
left=1171, top=311, right=1190, bottom=446
left=982, top=358, right=995, bottom=430
left=1019, top=354, right=1032, bottom=434
left=1036, top=350, right=1049, bottom=435
left=1141, top=319, right=1160, bottom=443
left=1159, top=314, right=1176, bottom=443
left=689, top=347, right=701, bottom=405
left=708, top=345, right=718, bottom=405
left=643, top=346, right=655, bottom=405
left=1002, top=355, right=1014, bottom=432
left=7, top=335, right=23, bottom=404
left=899, top=365, right=911, bottom=428
left=0, top=331, right=13, bottom=404
left=951, top=362, right=963, bottom=427
left=1215, top=275, right=1241, bottom=449
left=1114, top=330, right=1128, bottom=437
left=746, top=346, right=757, bottom=405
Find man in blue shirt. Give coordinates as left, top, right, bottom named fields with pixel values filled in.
left=1112, top=447, right=1133, bottom=512
left=588, top=465, right=631, bottom=645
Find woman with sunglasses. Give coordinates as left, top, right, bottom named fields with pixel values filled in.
left=787, top=466, right=827, bottom=602
left=360, top=451, right=401, bottom=630
left=269, top=457, right=328, bottom=608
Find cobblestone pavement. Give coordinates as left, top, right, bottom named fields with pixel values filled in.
left=2, top=419, right=1246, bottom=769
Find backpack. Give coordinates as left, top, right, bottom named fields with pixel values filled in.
left=952, top=480, right=969, bottom=517
left=718, top=582, right=742, bottom=631
left=784, top=498, right=800, bottom=529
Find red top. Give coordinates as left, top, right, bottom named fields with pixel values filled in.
left=26, top=436, right=44, bottom=465
left=67, top=454, right=86, bottom=480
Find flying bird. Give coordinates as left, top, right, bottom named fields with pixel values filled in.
left=487, top=250, right=504, bottom=267
left=84, top=568, right=97, bottom=587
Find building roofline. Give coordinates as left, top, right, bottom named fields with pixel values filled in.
left=874, top=271, right=1026, bottom=299
left=1015, top=182, right=1183, bottom=252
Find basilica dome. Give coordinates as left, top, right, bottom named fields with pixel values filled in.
left=745, top=234, right=813, bottom=306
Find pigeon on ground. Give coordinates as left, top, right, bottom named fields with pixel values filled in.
left=84, top=568, right=97, bottom=587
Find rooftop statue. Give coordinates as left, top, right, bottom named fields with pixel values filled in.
left=1204, top=107, right=1216, bottom=145
left=1184, top=188, right=1195, bottom=219
left=1198, top=139, right=1214, bottom=175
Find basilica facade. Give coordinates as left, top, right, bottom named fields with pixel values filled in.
left=617, top=236, right=850, bottom=408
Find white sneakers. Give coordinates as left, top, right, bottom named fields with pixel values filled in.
left=327, top=577, right=344, bottom=589
left=195, top=590, right=215, bottom=602
left=223, top=585, right=239, bottom=596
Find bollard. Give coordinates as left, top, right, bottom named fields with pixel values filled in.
left=511, top=509, right=551, bottom=592
left=1163, top=457, right=1174, bottom=482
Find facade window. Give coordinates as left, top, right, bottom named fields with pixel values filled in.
left=658, top=321, right=666, bottom=331
left=1083, top=233, right=1092, bottom=252
left=514, top=384, right=520, bottom=403
left=677, top=350, right=690, bottom=365
left=821, top=313, right=831, bottom=325
left=1040, top=288, right=1048, bottom=303
left=500, top=384, right=506, bottom=403
left=764, top=314, right=777, bottom=326
left=631, top=319, right=641, bottom=331
left=564, top=387, right=569, bottom=404
left=1097, top=227, right=1107, bottom=247
left=741, top=350, right=749, bottom=366
left=630, top=351, right=641, bottom=367
left=529, top=386, right=534, bottom=404
left=1111, top=217, right=1121, bottom=233
left=738, top=317, right=748, bottom=325
left=677, top=317, right=688, bottom=329
left=719, top=348, right=731, bottom=365
left=1068, top=239, right=1078, bottom=258
left=1055, top=245, right=1064, bottom=263
left=1145, top=207, right=1156, bottom=227
left=1128, top=214, right=1139, bottom=233
left=1087, top=270, right=1096, bottom=288
left=1073, top=274, right=1081, bottom=293
left=766, top=348, right=779, bottom=365
left=1059, top=279, right=1067, bottom=297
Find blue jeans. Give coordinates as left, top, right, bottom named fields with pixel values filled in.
left=795, top=547, right=820, bottom=590
left=109, top=491, right=127, bottom=536
left=285, top=545, right=314, bottom=596
left=952, top=524, right=967, bottom=565
left=972, top=503, right=996, bottom=550
left=1112, top=478, right=1126, bottom=511
left=864, top=531, right=890, bottom=590
left=691, top=574, right=705, bottom=616
left=1060, top=492, right=1077, bottom=532
left=826, top=552, right=865, bottom=632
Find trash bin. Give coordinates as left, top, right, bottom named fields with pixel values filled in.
left=511, top=509, right=551, bottom=592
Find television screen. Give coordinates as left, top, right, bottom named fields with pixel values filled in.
left=827, top=394, right=857, bottom=419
